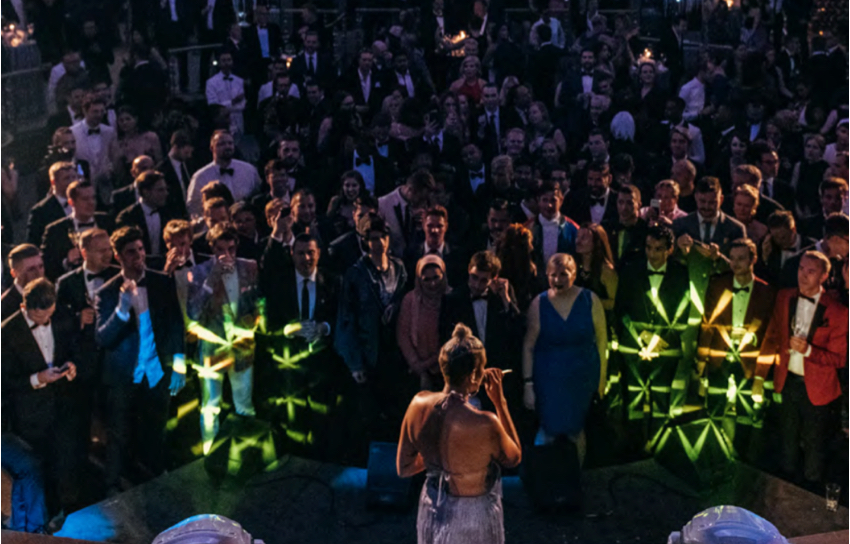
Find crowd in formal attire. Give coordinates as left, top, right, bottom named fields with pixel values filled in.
left=1, top=0, right=848, bottom=537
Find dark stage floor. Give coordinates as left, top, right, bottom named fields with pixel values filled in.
left=52, top=455, right=848, bottom=544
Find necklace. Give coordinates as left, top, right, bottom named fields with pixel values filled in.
left=447, top=390, right=469, bottom=403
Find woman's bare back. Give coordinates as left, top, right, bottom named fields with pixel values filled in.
left=410, top=392, right=499, bottom=497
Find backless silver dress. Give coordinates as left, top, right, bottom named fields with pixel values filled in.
left=416, top=462, right=504, bottom=544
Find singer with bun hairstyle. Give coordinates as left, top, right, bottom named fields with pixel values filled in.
left=397, top=323, right=521, bottom=544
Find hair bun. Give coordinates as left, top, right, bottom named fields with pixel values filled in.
left=452, top=323, right=472, bottom=341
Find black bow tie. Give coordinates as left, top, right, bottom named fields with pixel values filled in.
left=30, top=321, right=50, bottom=330
left=223, top=76, right=233, bottom=81
left=732, top=286, right=750, bottom=294
left=648, top=270, right=665, bottom=276
left=175, top=261, right=193, bottom=271
left=471, top=294, right=487, bottom=302
left=220, top=167, right=234, bottom=176
left=86, top=270, right=110, bottom=281
left=355, top=156, right=372, bottom=167
left=589, top=196, right=605, bottom=206
left=798, top=294, right=816, bottom=304
left=77, top=221, right=95, bottom=228
left=88, top=128, right=100, bottom=135
left=582, top=69, right=593, bottom=76
left=470, top=171, right=484, bottom=179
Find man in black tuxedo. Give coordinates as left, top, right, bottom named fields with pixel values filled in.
left=27, top=161, right=76, bottom=246
left=193, top=197, right=231, bottom=256
left=1, top=278, right=81, bottom=512
left=672, top=177, right=747, bottom=303
left=55, top=228, right=117, bottom=504
left=779, top=213, right=849, bottom=291
left=290, top=188, right=334, bottom=251
left=722, top=164, right=784, bottom=223
left=122, top=44, right=168, bottom=121
left=258, top=232, right=341, bottom=456
left=754, top=144, right=795, bottom=210
left=2, top=245, right=46, bottom=322
left=344, top=136, right=395, bottom=198
left=46, top=85, right=86, bottom=135
left=57, top=228, right=117, bottom=375
left=243, top=4, right=283, bottom=83
left=41, top=180, right=113, bottom=281
left=346, top=49, right=385, bottom=121
left=454, top=143, right=489, bottom=214
left=116, top=171, right=179, bottom=256
left=566, top=162, right=619, bottom=226
left=111, top=155, right=155, bottom=219
left=418, top=109, right=463, bottom=171
left=157, top=130, right=195, bottom=219
left=288, top=30, right=334, bottom=90
left=757, top=211, right=816, bottom=285
left=404, top=205, right=468, bottom=290
left=250, top=159, right=293, bottom=237
left=383, top=50, right=432, bottom=101
left=528, top=24, right=562, bottom=106
left=326, top=196, right=378, bottom=275
left=605, top=185, right=649, bottom=270
left=156, top=0, right=193, bottom=52
left=614, top=225, right=691, bottom=448
left=471, top=83, right=522, bottom=160
left=439, top=250, right=522, bottom=375
left=94, top=227, right=185, bottom=494
left=697, top=239, right=777, bottom=461
left=798, top=178, right=848, bottom=240
left=370, top=112, right=407, bottom=171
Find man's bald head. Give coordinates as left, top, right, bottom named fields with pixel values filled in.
left=131, top=155, right=155, bottom=178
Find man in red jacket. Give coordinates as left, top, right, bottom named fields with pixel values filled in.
left=760, top=250, right=848, bottom=486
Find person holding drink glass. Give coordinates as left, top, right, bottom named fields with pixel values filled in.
left=187, top=223, right=261, bottom=454
left=761, top=250, right=848, bottom=488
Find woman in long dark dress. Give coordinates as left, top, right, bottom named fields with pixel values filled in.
left=522, top=253, right=608, bottom=462
left=397, top=324, right=521, bottom=544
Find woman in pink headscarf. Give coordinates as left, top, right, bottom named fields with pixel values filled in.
left=397, top=255, right=450, bottom=391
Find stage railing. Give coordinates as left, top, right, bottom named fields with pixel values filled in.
left=1, top=65, right=48, bottom=132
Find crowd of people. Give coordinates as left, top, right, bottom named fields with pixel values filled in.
left=0, top=0, right=848, bottom=537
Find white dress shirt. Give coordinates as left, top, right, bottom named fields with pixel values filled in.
left=296, top=269, right=318, bottom=319
left=168, top=0, right=179, bottom=21
left=205, top=71, right=246, bottom=136
left=186, top=159, right=262, bottom=218
left=359, top=70, right=372, bottom=103
left=423, top=242, right=445, bottom=258
left=472, top=298, right=487, bottom=344
left=540, top=214, right=561, bottom=263
left=257, top=26, right=270, bottom=58
left=170, top=156, right=189, bottom=200
left=54, top=192, right=72, bottom=216
left=257, top=80, right=300, bottom=105
left=590, top=189, right=609, bottom=225
left=25, top=311, right=55, bottom=389
left=140, top=200, right=162, bottom=255
left=581, top=73, right=593, bottom=94
left=647, top=262, right=667, bottom=292
left=699, top=213, right=719, bottom=243
left=353, top=150, right=376, bottom=194
left=468, top=168, right=485, bottom=193
left=396, top=71, right=415, bottom=97
left=731, top=277, right=754, bottom=329
left=787, top=290, right=821, bottom=376
left=71, top=121, right=116, bottom=183
left=678, top=77, right=705, bottom=122
left=83, top=264, right=106, bottom=302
